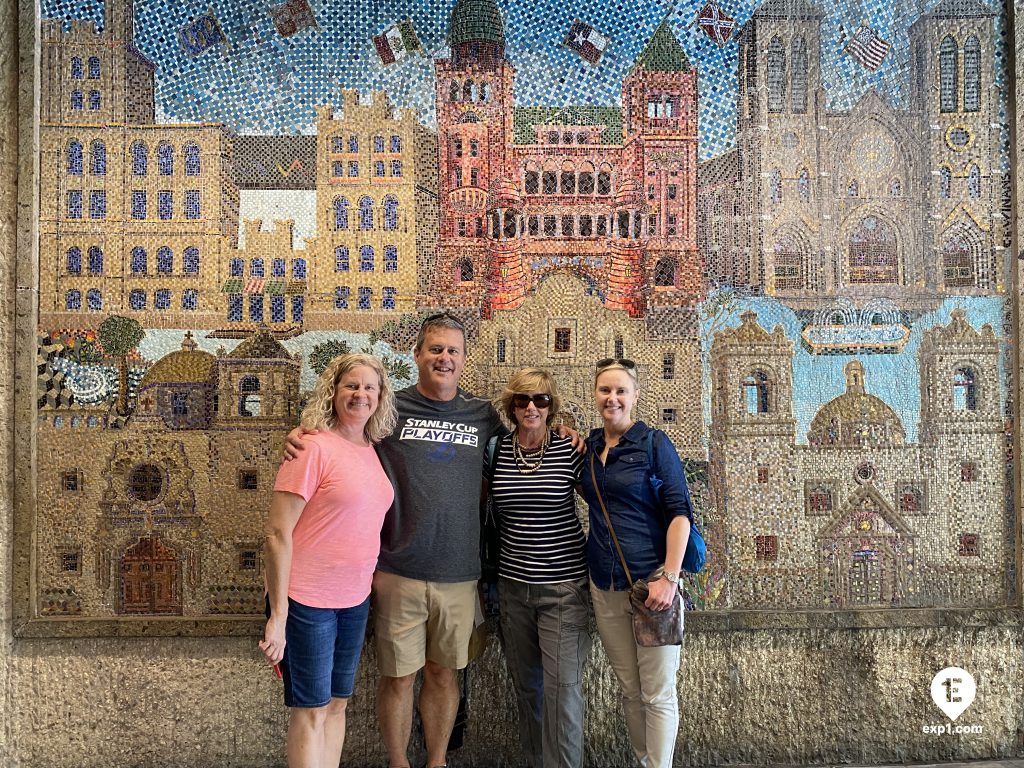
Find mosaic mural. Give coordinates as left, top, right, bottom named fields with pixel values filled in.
left=24, top=0, right=1015, bottom=631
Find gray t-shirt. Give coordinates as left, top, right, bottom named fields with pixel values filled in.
left=376, top=385, right=506, bottom=582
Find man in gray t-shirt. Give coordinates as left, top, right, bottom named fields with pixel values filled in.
left=372, top=314, right=504, bottom=768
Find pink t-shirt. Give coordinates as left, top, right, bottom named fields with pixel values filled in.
left=273, top=431, right=394, bottom=609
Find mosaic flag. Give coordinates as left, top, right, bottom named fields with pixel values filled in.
left=269, top=0, right=318, bottom=38
left=372, top=20, right=421, bottom=65
left=563, top=19, right=609, bottom=65
left=178, top=10, right=227, bottom=57
left=843, top=23, right=891, bottom=70
left=695, top=1, right=736, bottom=47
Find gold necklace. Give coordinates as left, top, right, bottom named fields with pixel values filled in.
left=512, top=430, right=549, bottom=474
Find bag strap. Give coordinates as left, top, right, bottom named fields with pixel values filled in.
left=589, top=452, right=634, bottom=587
left=483, top=434, right=501, bottom=484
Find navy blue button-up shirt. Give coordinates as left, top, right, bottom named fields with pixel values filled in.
left=580, top=421, right=693, bottom=591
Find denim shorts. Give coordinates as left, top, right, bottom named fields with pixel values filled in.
left=280, top=596, right=370, bottom=708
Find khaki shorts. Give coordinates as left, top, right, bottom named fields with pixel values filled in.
left=372, top=570, right=478, bottom=678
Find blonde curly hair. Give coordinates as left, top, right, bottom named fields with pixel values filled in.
left=300, top=353, right=397, bottom=443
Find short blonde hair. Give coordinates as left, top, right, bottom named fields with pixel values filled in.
left=501, top=368, right=561, bottom=426
left=300, top=353, right=397, bottom=443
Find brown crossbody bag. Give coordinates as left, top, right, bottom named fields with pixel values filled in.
left=589, top=453, right=684, bottom=647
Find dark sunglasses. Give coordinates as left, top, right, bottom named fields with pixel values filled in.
left=423, top=311, right=465, bottom=329
left=511, top=393, right=554, bottom=409
left=596, top=358, right=636, bottom=370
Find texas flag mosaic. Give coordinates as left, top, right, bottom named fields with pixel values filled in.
left=563, top=19, right=609, bottom=65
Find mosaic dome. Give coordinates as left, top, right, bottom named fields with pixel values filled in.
left=448, top=0, right=505, bottom=47
left=808, top=361, right=905, bottom=447
left=139, top=333, right=215, bottom=387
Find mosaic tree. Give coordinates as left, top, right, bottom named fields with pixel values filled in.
left=97, top=315, right=144, bottom=415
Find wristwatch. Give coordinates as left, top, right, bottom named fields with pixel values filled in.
left=660, top=569, right=680, bottom=585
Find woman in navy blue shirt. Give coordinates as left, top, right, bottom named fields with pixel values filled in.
left=579, top=359, right=692, bottom=768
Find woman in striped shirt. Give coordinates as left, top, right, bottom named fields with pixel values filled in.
left=489, top=367, right=591, bottom=768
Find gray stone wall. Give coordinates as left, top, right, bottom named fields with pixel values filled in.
left=0, top=0, right=1022, bottom=764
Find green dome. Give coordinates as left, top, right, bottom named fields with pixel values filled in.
left=448, top=0, right=505, bottom=47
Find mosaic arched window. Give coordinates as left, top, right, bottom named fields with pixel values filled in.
left=848, top=216, right=898, bottom=284
left=184, top=143, right=201, bottom=176
left=769, top=168, right=782, bottom=205
left=250, top=257, right=264, bottom=277
left=65, top=289, right=81, bottom=310
left=88, top=246, right=103, bottom=274
left=335, top=245, right=349, bottom=272
left=847, top=179, right=859, bottom=197
left=129, top=289, right=146, bottom=310
left=70, top=90, right=83, bottom=110
left=334, top=286, right=349, bottom=309
left=230, top=257, right=243, bottom=277
left=383, top=196, right=399, bottom=231
left=70, top=57, right=83, bottom=79
left=798, top=168, right=810, bottom=201
left=889, top=178, right=902, bottom=197
left=597, top=170, right=611, bottom=196
left=334, top=197, right=349, bottom=230
left=373, top=135, right=384, bottom=153
left=87, top=288, right=102, bottom=311
left=157, top=246, right=173, bottom=274
left=131, top=141, right=148, bottom=176
left=791, top=36, right=807, bottom=114
left=239, top=376, right=261, bottom=417
left=158, top=142, right=174, bottom=175
left=183, top=247, right=199, bottom=274
left=182, top=289, right=197, bottom=310
left=939, top=36, right=958, bottom=113
left=66, top=247, right=82, bottom=274
left=942, top=230, right=977, bottom=288
left=963, top=36, right=980, bottom=112
left=524, top=170, right=539, bottom=194
left=90, top=141, right=106, bottom=175
left=390, top=135, right=401, bottom=152
left=449, top=81, right=459, bottom=102
left=767, top=37, right=786, bottom=113
left=939, top=166, right=951, bottom=198
left=88, top=56, right=100, bottom=78
left=292, top=258, right=307, bottom=280
left=743, top=371, right=770, bottom=414
left=359, top=245, right=374, bottom=271
left=131, top=246, right=147, bottom=274
left=967, top=164, right=980, bottom=198
left=653, top=258, right=675, bottom=286
left=614, top=335, right=624, bottom=360
left=953, top=367, right=978, bottom=411
left=155, top=289, right=171, bottom=310
left=359, top=196, right=374, bottom=230
left=384, top=245, right=398, bottom=272
left=774, top=234, right=805, bottom=290
left=88, top=91, right=101, bottom=110
left=272, top=258, right=285, bottom=277
left=67, top=140, right=83, bottom=175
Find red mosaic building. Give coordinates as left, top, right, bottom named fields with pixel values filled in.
left=433, top=0, right=703, bottom=318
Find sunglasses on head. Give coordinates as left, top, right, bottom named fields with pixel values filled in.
left=596, top=358, right=636, bottom=370
left=423, top=311, right=465, bottom=329
left=511, top=393, right=554, bottom=409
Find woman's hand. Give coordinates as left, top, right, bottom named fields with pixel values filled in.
left=259, top=615, right=287, bottom=665
left=282, top=425, right=317, bottom=461
left=644, top=575, right=678, bottom=611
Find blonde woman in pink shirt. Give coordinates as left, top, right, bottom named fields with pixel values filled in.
left=260, top=353, right=397, bottom=768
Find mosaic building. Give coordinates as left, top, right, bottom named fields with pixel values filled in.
left=698, top=0, right=1005, bottom=308
left=469, top=273, right=704, bottom=457
left=38, top=329, right=299, bottom=616
left=432, top=0, right=703, bottom=319
left=709, top=309, right=1006, bottom=608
